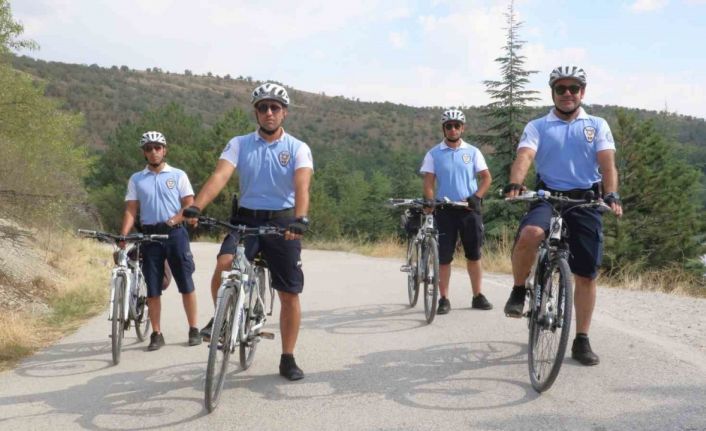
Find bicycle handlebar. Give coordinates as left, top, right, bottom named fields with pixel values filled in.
left=505, top=190, right=612, bottom=212
left=197, top=216, right=286, bottom=236
left=77, top=229, right=169, bottom=243
left=386, top=197, right=469, bottom=209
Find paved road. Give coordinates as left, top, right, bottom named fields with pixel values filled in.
left=1, top=243, right=705, bottom=430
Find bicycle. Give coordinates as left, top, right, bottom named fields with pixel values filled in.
left=77, top=229, right=168, bottom=365
left=388, top=198, right=443, bottom=324
left=505, top=190, right=611, bottom=392
left=197, top=216, right=283, bottom=413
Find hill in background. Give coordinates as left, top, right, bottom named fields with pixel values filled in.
left=11, top=55, right=706, bottom=180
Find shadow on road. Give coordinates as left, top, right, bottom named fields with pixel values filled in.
left=300, top=303, right=431, bottom=334
left=0, top=362, right=207, bottom=430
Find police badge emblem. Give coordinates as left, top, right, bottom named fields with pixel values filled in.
left=278, top=151, right=291, bottom=167
left=584, top=126, right=596, bottom=143
left=462, top=154, right=471, bottom=164
left=166, top=178, right=176, bottom=189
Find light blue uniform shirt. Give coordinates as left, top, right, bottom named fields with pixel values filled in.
left=518, top=108, right=616, bottom=190
left=220, top=130, right=314, bottom=210
left=125, top=164, right=194, bottom=225
left=420, top=140, right=489, bottom=201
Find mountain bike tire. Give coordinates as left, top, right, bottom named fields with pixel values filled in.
left=111, top=274, right=126, bottom=365
left=205, top=287, right=237, bottom=412
left=422, top=237, right=440, bottom=324
left=528, top=257, right=573, bottom=392
left=240, top=267, right=266, bottom=369
left=406, top=237, right=420, bottom=307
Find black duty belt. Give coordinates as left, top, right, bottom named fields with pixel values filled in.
left=141, top=222, right=183, bottom=235
left=237, top=207, right=294, bottom=220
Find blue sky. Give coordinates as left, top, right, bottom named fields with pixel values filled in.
left=12, top=0, right=706, bottom=119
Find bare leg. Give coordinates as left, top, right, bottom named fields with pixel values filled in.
left=467, top=259, right=482, bottom=295
left=278, top=291, right=301, bottom=354
left=210, top=254, right=233, bottom=306
left=512, top=226, right=544, bottom=286
left=182, top=292, right=198, bottom=328
left=574, top=275, right=597, bottom=335
left=148, top=296, right=161, bottom=333
left=439, top=264, right=451, bottom=298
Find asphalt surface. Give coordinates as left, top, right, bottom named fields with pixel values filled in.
left=1, top=243, right=705, bottom=430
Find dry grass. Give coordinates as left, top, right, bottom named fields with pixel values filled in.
left=0, top=232, right=110, bottom=371
left=307, top=233, right=705, bottom=297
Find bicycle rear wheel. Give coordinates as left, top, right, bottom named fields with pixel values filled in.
left=422, top=237, right=439, bottom=324
left=205, top=287, right=237, bottom=412
left=240, top=267, right=265, bottom=369
left=111, top=275, right=126, bottom=365
left=134, top=281, right=150, bottom=341
left=528, top=257, right=573, bottom=392
left=406, top=236, right=420, bottom=307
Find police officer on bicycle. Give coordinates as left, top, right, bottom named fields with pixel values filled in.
left=420, top=108, right=493, bottom=315
left=120, top=131, right=201, bottom=351
left=503, top=66, right=623, bottom=365
left=184, top=83, right=313, bottom=381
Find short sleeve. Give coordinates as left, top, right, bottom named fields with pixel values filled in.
left=517, top=122, right=540, bottom=151
left=420, top=151, right=434, bottom=174
left=219, top=137, right=240, bottom=167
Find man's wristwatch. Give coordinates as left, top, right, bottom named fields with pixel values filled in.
left=296, top=216, right=310, bottom=226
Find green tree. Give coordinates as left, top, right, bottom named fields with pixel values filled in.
left=604, top=111, right=705, bottom=274
left=477, top=0, right=539, bottom=181
left=0, top=0, right=38, bottom=55
left=474, top=0, right=540, bottom=242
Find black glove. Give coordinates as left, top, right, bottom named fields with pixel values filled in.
left=467, top=195, right=482, bottom=213
left=603, top=192, right=622, bottom=206
left=288, top=217, right=310, bottom=235
left=182, top=205, right=201, bottom=219
left=503, top=183, right=525, bottom=195
left=422, top=199, right=435, bottom=210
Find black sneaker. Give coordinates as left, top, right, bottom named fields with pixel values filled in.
left=504, top=286, right=526, bottom=318
left=471, top=293, right=493, bottom=310
left=571, top=335, right=600, bottom=366
left=188, top=327, right=202, bottom=346
left=279, top=354, right=304, bottom=381
left=148, top=332, right=165, bottom=351
left=200, top=318, right=214, bottom=341
left=437, top=297, right=451, bottom=315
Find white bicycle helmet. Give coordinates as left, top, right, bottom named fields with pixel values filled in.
left=251, top=82, right=290, bottom=106
left=441, top=109, right=466, bottom=124
left=139, top=131, right=167, bottom=147
left=548, top=66, right=587, bottom=87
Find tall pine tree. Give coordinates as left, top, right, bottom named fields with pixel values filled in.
left=475, top=0, right=540, bottom=241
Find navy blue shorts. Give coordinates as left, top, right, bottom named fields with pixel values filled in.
left=519, top=202, right=604, bottom=279
left=141, top=226, right=195, bottom=297
left=435, top=208, right=484, bottom=264
left=218, top=216, right=304, bottom=294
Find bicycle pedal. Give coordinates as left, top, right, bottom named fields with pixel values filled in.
left=259, top=331, right=275, bottom=340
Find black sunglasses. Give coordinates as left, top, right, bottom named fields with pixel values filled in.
left=143, top=144, right=164, bottom=152
left=256, top=103, right=283, bottom=114
left=444, top=122, right=463, bottom=130
left=553, top=84, right=582, bottom=95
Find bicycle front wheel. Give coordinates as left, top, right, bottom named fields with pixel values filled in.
left=406, top=236, right=420, bottom=307
left=422, top=237, right=439, bottom=324
left=205, top=287, right=237, bottom=412
left=111, top=275, right=126, bottom=365
left=528, top=257, right=573, bottom=392
left=240, top=267, right=265, bottom=369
